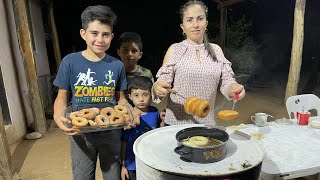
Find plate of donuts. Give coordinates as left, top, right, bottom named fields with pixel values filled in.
left=65, top=103, right=134, bottom=133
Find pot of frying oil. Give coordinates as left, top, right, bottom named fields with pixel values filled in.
left=133, top=125, right=264, bottom=180
left=174, top=127, right=229, bottom=163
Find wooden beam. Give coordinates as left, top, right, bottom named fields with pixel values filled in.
left=49, top=2, right=62, bottom=71
left=219, top=8, right=227, bottom=51
left=0, top=106, right=14, bottom=180
left=14, top=0, right=47, bottom=133
left=285, top=0, right=306, bottom=102
left=213, top=0, right=245, bottom=9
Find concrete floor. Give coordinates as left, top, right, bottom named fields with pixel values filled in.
left=7, top=89, right=315, bottom=180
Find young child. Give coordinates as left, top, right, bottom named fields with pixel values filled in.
left=117, top=32, right=154, bottom=86
left=120, top=76, right=162, bottom=180
left=53, top=5, right=128, bottom=180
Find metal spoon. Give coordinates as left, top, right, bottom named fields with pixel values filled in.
left=166, top=88, right=187, bottom=99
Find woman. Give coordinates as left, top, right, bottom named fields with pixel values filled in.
left=153, top=0, right=245, bottom=125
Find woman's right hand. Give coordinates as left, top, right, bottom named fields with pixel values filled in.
left=121, top=166, right=129, bottom=180
left=153, top=81, right=172, bottom=98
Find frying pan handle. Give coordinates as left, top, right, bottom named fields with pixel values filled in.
left=174, top=145, right=192, bottom=155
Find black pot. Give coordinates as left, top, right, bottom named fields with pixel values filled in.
left=174, top=127, right=229, bottom=163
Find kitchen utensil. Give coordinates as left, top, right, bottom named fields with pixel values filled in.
left=232, top=92, right=239, bottom=111
left=166, top=88, right=186, bottom=99
left=296, top=111, right=310, bottom=125
left=251, top=113, right=273, bottom=127
left=174, top=127, right=229, bottom=163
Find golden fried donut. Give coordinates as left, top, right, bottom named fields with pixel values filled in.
left=190, top=99, right=202, bottom=115
left=188, top=136, right=209, bottom=146
left=123, top=114, right=131, bottom=123
left=114, top=105, right=128, bottom=114
left=72, top=117, right=88, bottom=127
left=217, top=110, right=239, bottom=120
left=184, top=96, right=198, bottom=114
left=95, top=115, right=109, bottom=125
left=90, top=108, right=100, bottom=115
left=196, top=100, right=210, bottom=118
left=88, top=120, right=97, bottom=126
left=69, top=111, right=80, bottom=120
left=109, top=113, right=125, bottom=126
left=79, top=108, right=96, bottom=120
left=100, top=107, right=115, bottom=117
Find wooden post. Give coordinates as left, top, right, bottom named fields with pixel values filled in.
left=0, top=106, right=14, bottom=180
left=14, top=0, right=47, bottom=133
left=219, top=8, right=227, bottom=51
left=285, top=0, right=306, bottom=102
left=49, top=2, right=62, bottom=70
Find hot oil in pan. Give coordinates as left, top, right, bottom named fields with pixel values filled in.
left=207, top=138, right=222, bottom=146
left=182, top=136, right=222, bottom=147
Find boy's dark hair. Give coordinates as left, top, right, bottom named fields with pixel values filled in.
left=128, top=76, right=153, bottom=93
left=119, top=32, right=143, bottom=51
left=81, top=5, right=117, bottom=30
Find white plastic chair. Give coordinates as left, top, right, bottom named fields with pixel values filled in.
left=286, top=94, right=320, bottom=119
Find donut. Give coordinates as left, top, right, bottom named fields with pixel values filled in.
left=72, top=117, right=88, bottom=127
left=123, top=113, right=131, bottom=123
left=188, top=136, right=209, bottom=146
left=109, top=113, right=125, bottom=126
left=114, top=105, right=128, bottom=114
left=100, top=107, right=115, bottom=117
left=95, top=115, right=109, bottom=125
left=79, top=108, right=96, bottom=120
left=90, top=107, right=100, bottom=115
left=217, top=110, right=239, bottom=120
left=184, top=96, right=198, bottom=114
left=196, top=100, right=210, bottom=118
left=69, top=111, right=80, bottom=120
left=190, top=99, right=202, bottom=115
left=182, top=141, right=196, bottom=147
left=184, top=96, right=211, bottom=118
left=88, top=120, right=97, bottom=126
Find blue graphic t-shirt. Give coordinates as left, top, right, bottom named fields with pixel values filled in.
left=54, top=52, right=127, bottom=108
left=121, top=106, right=161, bottom=170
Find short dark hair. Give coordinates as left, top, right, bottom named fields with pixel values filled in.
left=119, top=32, right=143, bottom=51
left=81, top=5, right=117, bottom=30
left=128, top=76, right=153, bottom=93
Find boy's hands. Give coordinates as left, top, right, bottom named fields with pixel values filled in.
left=124, top=106, right=141, bottom=130
left=55, top=116, right=81, bottom=136
left=123, top=102, right=141, bottom=130
left=121, top=166, right=129, bottom=180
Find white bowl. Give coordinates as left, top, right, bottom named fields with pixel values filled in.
left=310, top=120, right=320, bottom=129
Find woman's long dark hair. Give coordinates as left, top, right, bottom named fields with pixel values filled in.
left=180, top=0, right=217, bottom=61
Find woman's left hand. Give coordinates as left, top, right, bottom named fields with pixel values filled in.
left=228, top=83, right=246, bottom=100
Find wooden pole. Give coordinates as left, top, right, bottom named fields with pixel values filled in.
left=0, top=106, right=14, bottom=180
left=219, top=8, right=227, bottom=51
left=14, top=0, right=47, bottom=133
left=285, top=0, right=306, bottom=102
left=49, top=2, right=62, bottom=70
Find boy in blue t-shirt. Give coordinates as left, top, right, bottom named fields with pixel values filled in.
left=53, top=5, right=134, bottom=180
left=120, top=76, right=162, bottom=180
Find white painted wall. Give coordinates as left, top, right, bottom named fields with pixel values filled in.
left=0, top=0, right=29, bottom=145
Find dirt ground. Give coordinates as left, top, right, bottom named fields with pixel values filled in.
left=7, top=89, right=298, bottom=180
